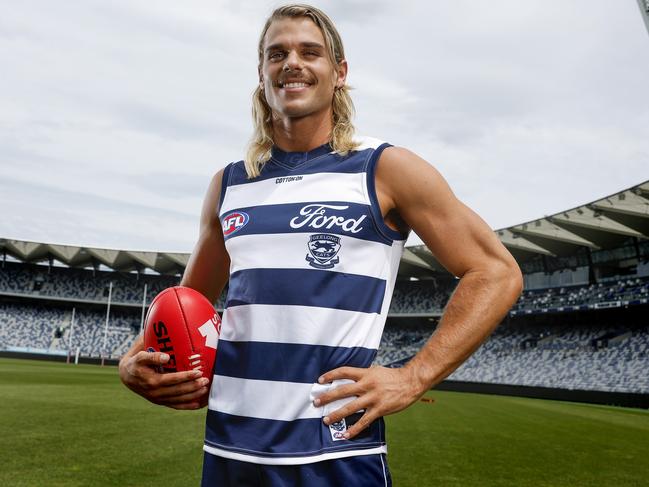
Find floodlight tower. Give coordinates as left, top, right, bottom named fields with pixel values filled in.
left=638, top=0, right=649, bottom=36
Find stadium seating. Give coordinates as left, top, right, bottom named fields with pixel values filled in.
left=0, top=262, right=226, bottom=308
left=376, top=321, right=649, bottom=394
left=0, top=302, right=139, bottom=358
left=387, top=280, right=452, bottom=314
left=1, top=262, right=648, bottom=394
left=0, top=303, right=67, bottom=351
left=512, top=277, right=649, bottom=313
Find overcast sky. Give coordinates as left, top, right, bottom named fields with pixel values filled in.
left=1, top=0, right=648, bottom=252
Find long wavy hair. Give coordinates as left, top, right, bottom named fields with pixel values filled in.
left=244, top=4, right=359, bottom=179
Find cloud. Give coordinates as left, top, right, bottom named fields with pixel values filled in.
left=0, top=177, right=198, bottom=251
left=128, top=171, right=209, bottom=199
left=1, top=0, right=648, bottom=252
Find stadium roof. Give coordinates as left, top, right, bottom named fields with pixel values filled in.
left=407, top=179, right=649, bottom=276
left=2, top=180, right=648, bottom=277
left=638, top=0, right=649, bottom=37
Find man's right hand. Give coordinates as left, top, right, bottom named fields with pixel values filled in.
left=119, top=168, right=230, bottom=411
left=119, top=344, right=210, bottom=410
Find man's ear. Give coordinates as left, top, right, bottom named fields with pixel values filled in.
left=336, top=59, right=348, bottom=89
left=258, top=66, right=264, bottom=90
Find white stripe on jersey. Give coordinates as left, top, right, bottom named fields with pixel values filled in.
left=225, top=232, right=394, bottom=279
left=379, top=241, right=406, bottom=315
left=221, top=172, right=369, bottom=215
left=220, top=304, right=385, bottom=350
left=354, top=136, right=386, bottom=151
left=209, top=376, right=357, bottom=421
left=203, top=444, right=388, bottom=466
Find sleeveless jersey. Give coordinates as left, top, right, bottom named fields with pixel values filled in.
left=203, top=136, right=407, bottom=465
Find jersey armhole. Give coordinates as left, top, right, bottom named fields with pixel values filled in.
left=365, top=143, right=409, bottom=242
left=218, top=162, right=234, bottom=216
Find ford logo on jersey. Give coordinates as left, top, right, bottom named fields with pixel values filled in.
left=290, top=204, right=366, bottom=233
left=306, top=234, right=341, bottom=269
left=222, top=212, right=249, bottom=236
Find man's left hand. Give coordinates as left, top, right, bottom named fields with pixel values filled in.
left=313, top=365, right=428, bottom=440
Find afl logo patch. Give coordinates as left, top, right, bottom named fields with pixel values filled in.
left=222, top=212, right=249, bottom=236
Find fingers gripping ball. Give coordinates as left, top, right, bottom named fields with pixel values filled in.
left=143, top=286, right=221, bottom=383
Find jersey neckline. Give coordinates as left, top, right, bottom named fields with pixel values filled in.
left=271, top=142, right=333, bottom=167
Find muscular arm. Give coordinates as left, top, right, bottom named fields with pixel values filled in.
left=378, top=147, right=523, bottom=389
left=316, top=147, right=523, bottom=437
left=180, top=169, right=231, bottom=300
left=118, top=169, right=230, bottom=409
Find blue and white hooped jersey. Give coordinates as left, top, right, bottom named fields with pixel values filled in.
left=203, top=136, right=407, bottom=465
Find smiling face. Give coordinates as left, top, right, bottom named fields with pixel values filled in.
left=259, top=17, right=347, bottom=122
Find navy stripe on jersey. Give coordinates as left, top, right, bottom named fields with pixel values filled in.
left=365, top=143, right=409, bottom=241
left=221, top=201, right=387, bottom=245
left=218, top=163, right=234, bottom=211
left=227, top=148, right=374, bottom=186
left=205, top=410, right=384, bottom=458
left=226, top=268, right=386, bottom=314
left=271, top=142, right=334, bottom=167
left=215, top=340, right=376, bottom=383
left=201, top=450, right=391, bottom=486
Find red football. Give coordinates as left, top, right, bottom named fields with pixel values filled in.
left=143, top=286, right=221, bottom=381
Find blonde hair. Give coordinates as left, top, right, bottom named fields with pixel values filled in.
left=244, top=4, right=359, bottom=178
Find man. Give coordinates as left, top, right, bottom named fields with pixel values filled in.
left=119, top=4, right=523, bottom=486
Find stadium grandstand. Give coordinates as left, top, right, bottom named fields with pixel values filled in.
left=1, top=180, right=648, bottom=405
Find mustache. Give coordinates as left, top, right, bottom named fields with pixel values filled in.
left=274, top=75, right=314, bottom=87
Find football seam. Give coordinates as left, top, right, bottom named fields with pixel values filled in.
left=172, top=287, right=198, bottom=361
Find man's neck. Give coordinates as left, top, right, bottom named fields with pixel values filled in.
left=271, top=110, right=333, bottom=152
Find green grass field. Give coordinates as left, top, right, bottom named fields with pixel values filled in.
left=1, top=358, right=648, bottom=487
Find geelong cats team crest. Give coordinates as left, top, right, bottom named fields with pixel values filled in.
left=306, top=234, right=341, bottom=269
